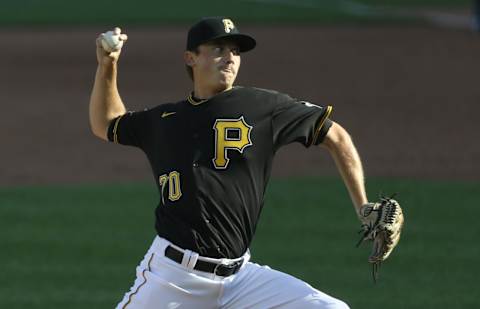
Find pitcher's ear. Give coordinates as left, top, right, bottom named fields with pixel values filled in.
left=184, top=51, right=195, bottom=67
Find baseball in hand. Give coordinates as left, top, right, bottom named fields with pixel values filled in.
left=100, top=27, right=127, bottom=53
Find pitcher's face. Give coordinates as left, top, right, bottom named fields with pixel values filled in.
left=187, top=39, right=241, bottom=91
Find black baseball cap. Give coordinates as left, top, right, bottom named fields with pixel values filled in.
left=186, top=17, right=256, bottom=53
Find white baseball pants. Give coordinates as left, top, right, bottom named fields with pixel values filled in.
left=116, top=236, right=349, bottom=309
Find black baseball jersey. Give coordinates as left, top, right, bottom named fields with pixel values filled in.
left=107, top=86, right=333, bottom=258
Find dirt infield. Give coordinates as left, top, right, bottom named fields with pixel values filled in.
left=1, top=25, right=479, bottom=186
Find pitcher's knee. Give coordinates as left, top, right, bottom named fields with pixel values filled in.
left=303, top=294, right=350, bottom=309
left=328, top=299, right=349, bottom=309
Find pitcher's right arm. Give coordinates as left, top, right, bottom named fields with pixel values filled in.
left=89, top=30, right=128, bottom=140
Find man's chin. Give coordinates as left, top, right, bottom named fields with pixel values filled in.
left=217, top=75, right=236, bottom=87
left=213, top=82, right=232, bottom=92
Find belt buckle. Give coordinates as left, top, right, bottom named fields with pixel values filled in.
left=214, top=259, right=242, bottom=277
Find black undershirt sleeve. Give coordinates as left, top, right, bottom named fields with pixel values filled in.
left=314, top=118, right=333, bottom=145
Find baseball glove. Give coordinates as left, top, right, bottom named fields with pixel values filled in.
left=356, top=195, right=404, bottom=282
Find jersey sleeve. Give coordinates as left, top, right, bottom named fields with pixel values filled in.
left=107, top=110, right=151, bottom=148
left=272, top=93, right=333, bottom=149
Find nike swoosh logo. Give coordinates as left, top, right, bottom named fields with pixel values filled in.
left=162, top=111, right=176, bottom=118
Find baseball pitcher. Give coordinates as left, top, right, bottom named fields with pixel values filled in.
left=89, top=17, right=403, bottom=309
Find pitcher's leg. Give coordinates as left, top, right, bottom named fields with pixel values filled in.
left=115, top=252, right=157, bottom=309
left=221, top=262, right=349, bottom=309
left=116, top=250, right=222, bottom=308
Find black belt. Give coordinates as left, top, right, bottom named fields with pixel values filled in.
left=164, top=245, right=243, bottom=277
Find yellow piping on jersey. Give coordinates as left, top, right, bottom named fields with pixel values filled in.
left=112, top=114, right=125, bottom=144
left=187, top=94, right=208, bottom=106
left=187, top=87, right=238, bottom=106
left=311, top=105, right=333, bottom=146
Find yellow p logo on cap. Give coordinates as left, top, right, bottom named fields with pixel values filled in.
left=222, top=19, right=235, bottom=33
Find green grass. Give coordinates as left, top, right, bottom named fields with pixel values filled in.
left=358, top=0, right=471, bottom=6
left=0, top=0, right=367, bottom=25
left=1, top=178, right=479, bottom=308
left=0, top=0, right=471, bottom=26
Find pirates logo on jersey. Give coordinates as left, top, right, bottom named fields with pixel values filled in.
left=213, top=116, right=253, bottom=169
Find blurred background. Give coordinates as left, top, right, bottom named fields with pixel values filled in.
left=1, top=0, right=479, bottom=308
